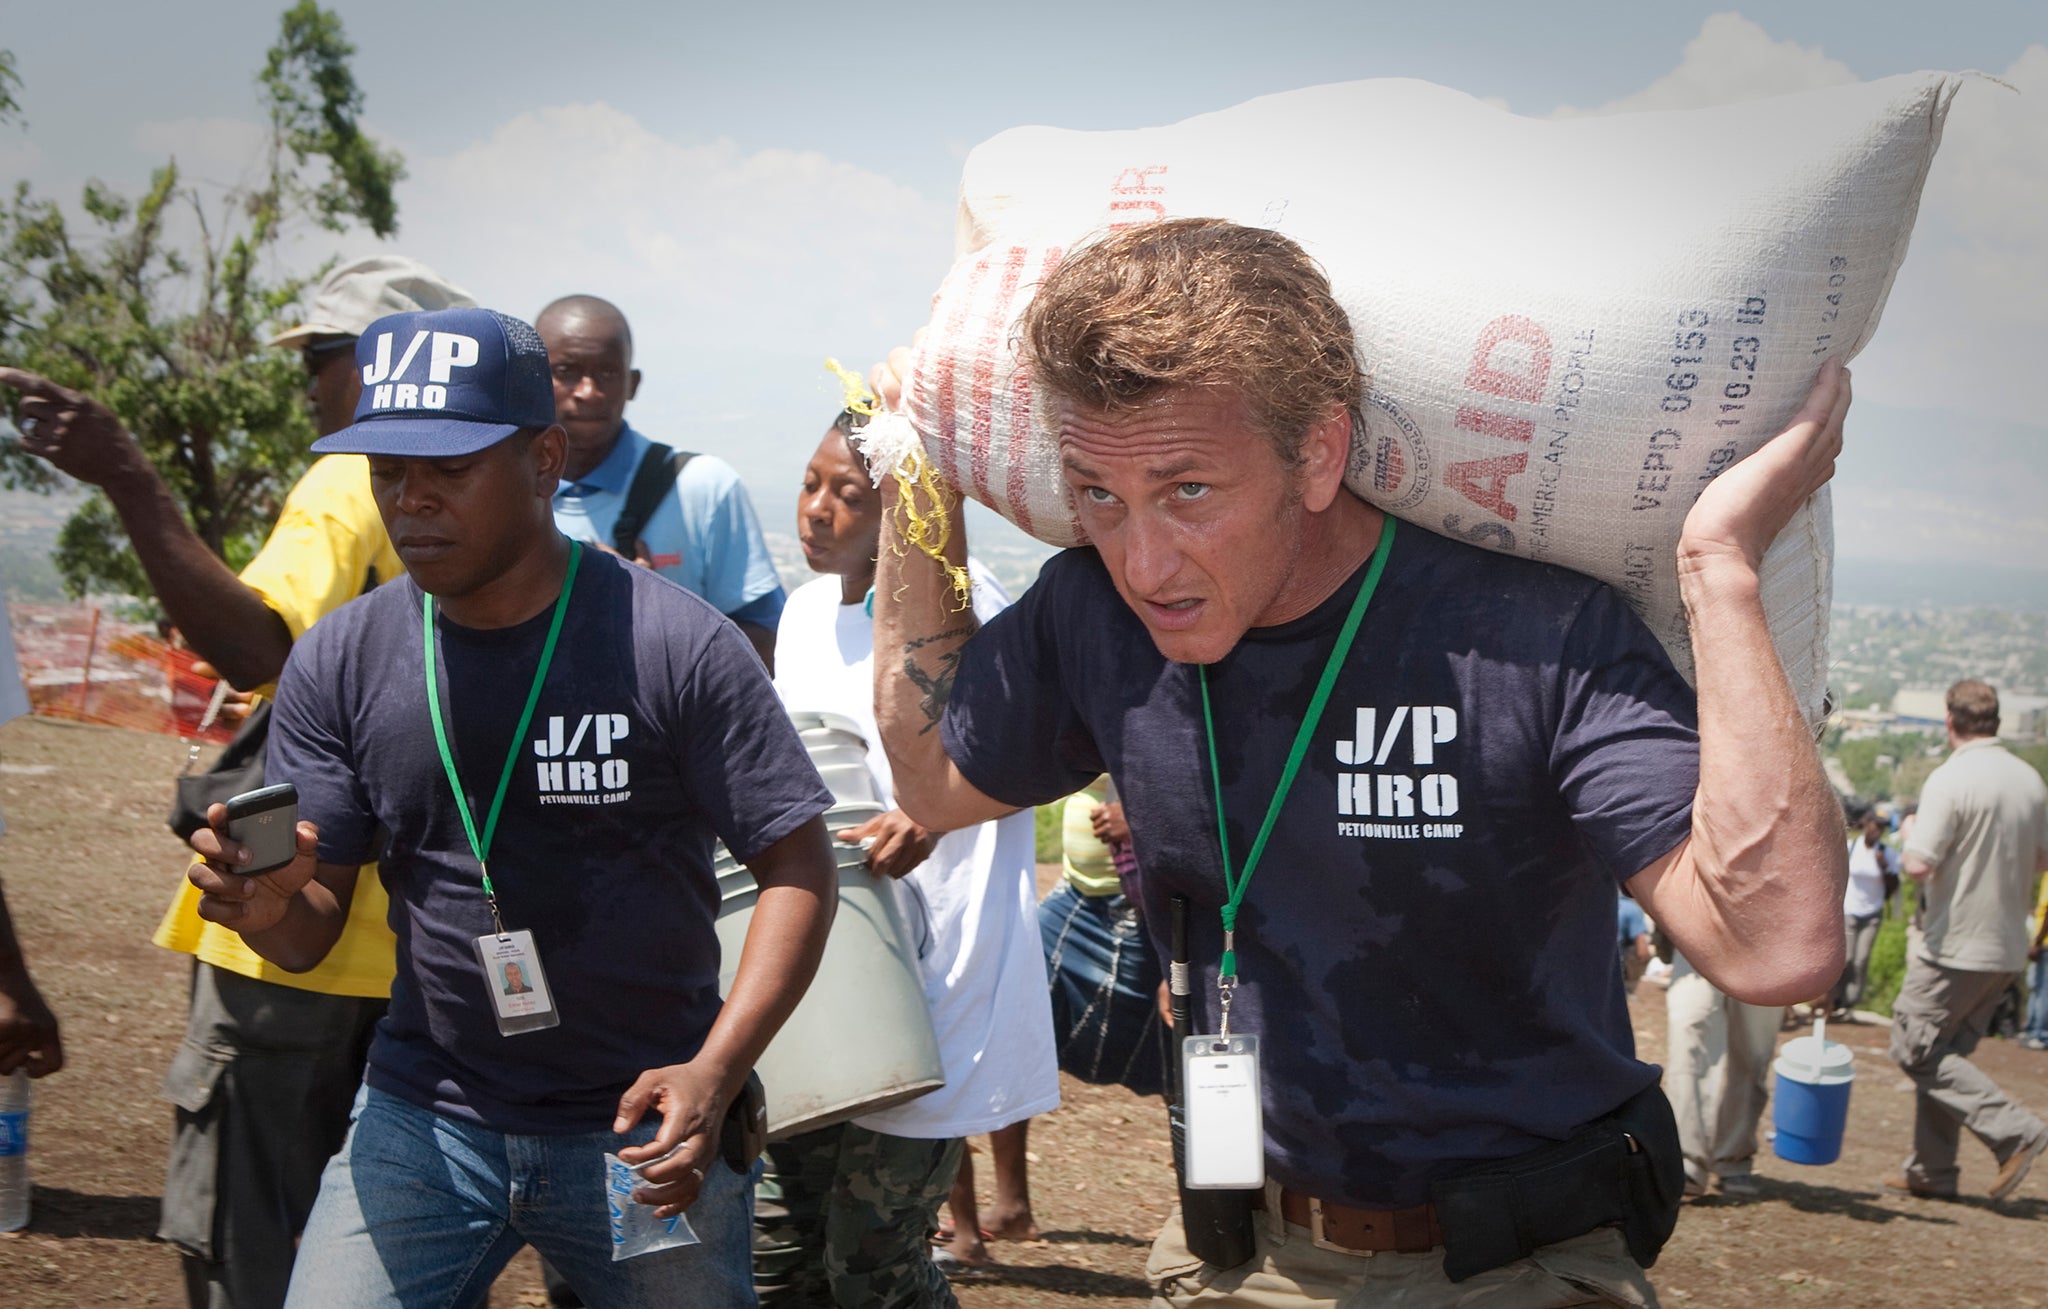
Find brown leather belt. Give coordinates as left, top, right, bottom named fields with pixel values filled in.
left=1256, top=1187, right=1444, bottom=1255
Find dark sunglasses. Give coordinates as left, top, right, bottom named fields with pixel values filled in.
left=300, top=336, right=358, bottom=375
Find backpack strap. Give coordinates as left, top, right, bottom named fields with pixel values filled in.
left=612, top=442, right=697, bottom=556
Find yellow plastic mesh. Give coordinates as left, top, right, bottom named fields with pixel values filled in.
left=825, top=359, right=971, bottom=612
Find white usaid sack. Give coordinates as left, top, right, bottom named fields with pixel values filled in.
left=902, top=75, right=1961, bottom=722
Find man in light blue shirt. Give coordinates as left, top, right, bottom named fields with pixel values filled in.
left=540, top=295, right=785, bottom=666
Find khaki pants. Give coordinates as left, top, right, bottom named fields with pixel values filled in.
left=1889, top=951, right=2047, bottom=1192
left=1834, top=913, right=1884, bottom=1011
left=1663, top=954, right=1779, bottom=1188
left=1146, top=1212, right=1654, bottom=1309
left=1145, top=1197, right=1657, bottom=1308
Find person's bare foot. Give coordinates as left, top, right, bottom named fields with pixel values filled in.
left=944, top=1229, right=993, bottom=1267
left=979, top=1204, right=1040, bottom=1242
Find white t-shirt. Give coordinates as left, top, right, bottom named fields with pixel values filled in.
left=1843, top=835, right=1890, bottom=918
left=772, top=562, right=1060, bottom=1139
left=0, top=605, right=29, bottom=840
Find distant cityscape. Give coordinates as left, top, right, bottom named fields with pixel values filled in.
left=1831, top=605, right=2048, bottom=733
left=1823, top=605, right=2048, bottom=806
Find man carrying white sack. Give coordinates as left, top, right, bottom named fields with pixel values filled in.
left=868, top=218, right=1849, bottom=1307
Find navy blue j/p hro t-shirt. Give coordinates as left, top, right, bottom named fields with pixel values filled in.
left=268, top=545, right=832, bottom=1134
left=941, top=524, right=1700, bottom=1208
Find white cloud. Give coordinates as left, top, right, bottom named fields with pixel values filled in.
left=364, top=102, right=955, bottom=505
left=1836, top=487, right=2048, bottom=566
left=389, top=103, right=952, bottom=355
left=27, top=101, right=955, bottom=510
left=1553, top=12, right=1854, bottom=116
left=1852, top=47, right=2048, bottom=428
left=94, top=103, right=954, bottom=383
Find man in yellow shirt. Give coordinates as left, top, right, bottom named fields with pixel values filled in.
left=3, top=255, right=472, bottom=1308
left=2022, top=872, right=2048, bottom=1051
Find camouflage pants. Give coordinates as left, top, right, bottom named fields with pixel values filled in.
left=754, top=1121, right=964, bottom=1309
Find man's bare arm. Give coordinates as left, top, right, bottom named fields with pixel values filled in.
left=0, top=882, right=63, bottom=1077
left=866, top=351, right=1013, bottom=832
left=674, top=816, right=836, bottom=1106
left=188, top=810, right=359, bottom=972
left=613, top=816, right=838, bottom=1214
left=1628, top=361, right=1852, bottom=1005
left=870, top=473, right=1013, bottom=831
left=2, top=368, right=295, bottom=688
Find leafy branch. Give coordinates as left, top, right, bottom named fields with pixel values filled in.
left=0, top=3, right=403, bottom=603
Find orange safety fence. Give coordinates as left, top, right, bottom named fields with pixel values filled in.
left=9, top=603, right=237, bottom=744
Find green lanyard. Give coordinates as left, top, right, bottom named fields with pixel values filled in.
left=1198, top=519, right=1394, bottom=1036
left=423, top=540, right=581, bottom=934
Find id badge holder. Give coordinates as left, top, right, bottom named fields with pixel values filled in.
left=473, top=929, right=561, bottom=1035
left=1182, top=1034, right=1264, bottom=1189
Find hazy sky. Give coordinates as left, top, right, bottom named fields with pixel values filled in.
left=2, top=1, right=2043, bottom=571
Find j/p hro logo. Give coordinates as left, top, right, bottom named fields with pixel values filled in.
left=1334, top=705, right=1464, bottom=840
left=361, top=329, right=480, bottom=412
left=533, top=713, right=633, bottom=805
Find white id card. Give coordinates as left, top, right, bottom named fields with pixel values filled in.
left=1182, top=1034, right=1265, bottom=1189
left=472, top=930, right=560, bottom=1035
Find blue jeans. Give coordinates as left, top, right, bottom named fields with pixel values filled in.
left=2024, top=952, right=2048, bottom=1044
left=1039, top=880, right=1166, bottom=1097
left=286, top=1085, right=756, bottom=1308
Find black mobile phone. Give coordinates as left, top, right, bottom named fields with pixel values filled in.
left=222, top=783, right=299, bottom=876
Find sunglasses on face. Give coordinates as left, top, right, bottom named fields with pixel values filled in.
left=300, top=337, right=359, bottom=376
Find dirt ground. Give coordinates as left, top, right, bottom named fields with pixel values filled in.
left=2, top=713, right=2045, bottom=1306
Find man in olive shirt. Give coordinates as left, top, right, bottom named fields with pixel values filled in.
left=1889, top=679, right=2048, bottom=1202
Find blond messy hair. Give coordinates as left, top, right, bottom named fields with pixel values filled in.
left=1020, top=218, right=1363, bottom=465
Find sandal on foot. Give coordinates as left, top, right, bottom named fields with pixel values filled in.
left=932, top=1249, right=997, bottom=1281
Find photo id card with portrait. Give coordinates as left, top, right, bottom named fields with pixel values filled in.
left=1182, top=1034, right=1265, bottom=1189
left=473, top=930, right=560, bottom=1035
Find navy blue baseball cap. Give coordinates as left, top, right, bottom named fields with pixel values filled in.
left=312, top=307, right=556, bottom=456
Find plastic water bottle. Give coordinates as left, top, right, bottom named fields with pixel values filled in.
left=0, top=1069, right=30, bottom=1231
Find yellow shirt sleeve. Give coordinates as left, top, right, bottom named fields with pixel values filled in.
left=239, top=455, right=402, bottom=643
left=153, top=861, right=397, bottom=999
left=154, top=454, right=404, bottom=998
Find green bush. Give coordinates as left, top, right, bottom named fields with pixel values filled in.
left=1860, top=881, right=1917, bottom=1017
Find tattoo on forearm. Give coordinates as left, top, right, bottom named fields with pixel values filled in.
left=902, top=649, right=963, bottom=734
left=904, top=626, right=973, bottom=652
left=900, top=627, right=972, bottom=735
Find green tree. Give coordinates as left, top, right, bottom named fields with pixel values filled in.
left=1860, top=880, right=1914, bottom=1018
left=2014, top=742, right=2048, bottom=787
left=0, top=50, right=20, bottom=123
left=0, top=3, right=402, bottom=602
left=1829, top=730, right=1949, bottom=802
